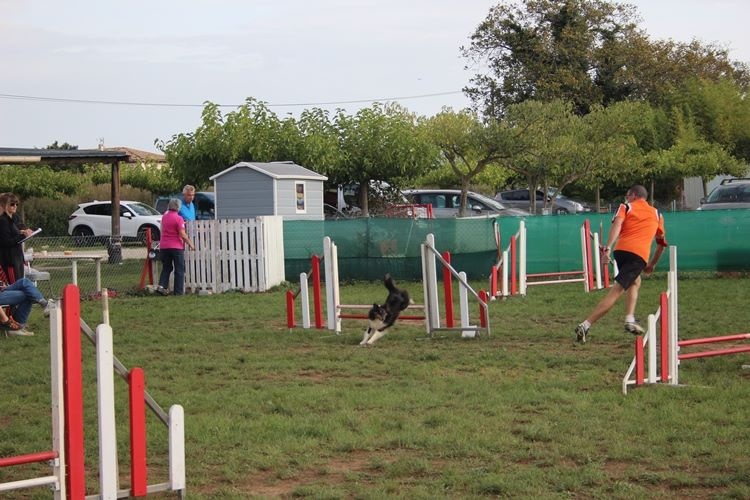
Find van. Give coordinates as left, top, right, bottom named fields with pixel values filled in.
left=697, top=178, right=750, bottom=210
left=154, top=192, right=215, bottom=220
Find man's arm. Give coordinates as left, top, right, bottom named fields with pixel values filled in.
left=601, top=216, right=624, bottom=264
left=644, top=244, right=665, bottom=275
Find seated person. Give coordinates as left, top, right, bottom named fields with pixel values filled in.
left=0, top=266, right=50, bottom=337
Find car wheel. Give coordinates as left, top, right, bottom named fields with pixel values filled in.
left=71, top=226, right=95, bottom=246
left=555, top=207, right=569, bottom=214
left=138, top=225, right=160, bottom=243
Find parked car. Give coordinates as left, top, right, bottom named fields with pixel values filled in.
left=494, top=188, right=590, bottom=214
left=68, top=200, right=162, bottom=245
left=697, top=178, right=750, bottom=210
left=402, top=189, right=527, bottom=218
left=154, top=191, right=215, bottom=220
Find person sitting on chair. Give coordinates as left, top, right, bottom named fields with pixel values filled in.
left=0, top=266, right=51, bottom=337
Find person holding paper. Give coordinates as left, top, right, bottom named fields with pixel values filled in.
left=0, top=193, right=35, bottom=282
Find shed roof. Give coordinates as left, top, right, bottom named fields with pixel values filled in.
left=210, top=161, right=327, bottom=182
left=0, top=147, right=130, bottom=164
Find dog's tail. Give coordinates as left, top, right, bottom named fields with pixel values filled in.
left=384, top=273, right=398, bottom=292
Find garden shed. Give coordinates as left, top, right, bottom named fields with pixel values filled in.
left=210, top=161, right=327, bottom=221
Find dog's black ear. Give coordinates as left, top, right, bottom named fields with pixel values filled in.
left=373, top=302, right=380, bottom=308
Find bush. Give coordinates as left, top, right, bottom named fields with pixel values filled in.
left=23, top=196, right=79, bottom=236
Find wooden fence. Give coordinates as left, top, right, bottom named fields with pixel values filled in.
left=185, top=216, right=285, bottom=293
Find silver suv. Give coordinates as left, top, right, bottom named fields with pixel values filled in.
left=698, top=178, right=750, bottom=210
left=495, top=188, right=590, bottom=214
left=402, top=189, right=527, bottom=218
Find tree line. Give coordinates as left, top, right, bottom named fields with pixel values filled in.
left=4, top=0, right=748, bottom=217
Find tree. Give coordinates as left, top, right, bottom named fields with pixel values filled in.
left=424, top=108, right=514, bottom=216
left=0, top=166, right=82, bottom=200
left=462, top=0, right=645, bottom=116
left=333, top=103, right=437, bottom=215
left=158, top=102, right=231, bottom=188
left=462, top=0, right=749, bottom=117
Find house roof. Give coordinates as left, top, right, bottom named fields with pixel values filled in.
left=0, top=147, right=130, bottom=164
left=105, top=147, right=165, bottom=163
left=210, top=161, right=327, bottom=181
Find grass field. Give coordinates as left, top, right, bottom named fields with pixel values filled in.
left=1, top=273, right=749, bottom=499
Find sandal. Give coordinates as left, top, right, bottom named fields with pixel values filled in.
left=0, top=317, right=22, bottom=331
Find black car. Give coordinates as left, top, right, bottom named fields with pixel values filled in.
left=154, top=192, right=215, bottom=220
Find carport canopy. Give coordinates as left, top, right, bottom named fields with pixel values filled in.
left=0, top=147, right=131, bottom=262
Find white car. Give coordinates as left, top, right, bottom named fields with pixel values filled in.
left=68, top=200, right=162, bottom=245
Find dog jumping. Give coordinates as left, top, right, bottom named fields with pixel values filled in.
left=360, top=274, right=412, bottom=346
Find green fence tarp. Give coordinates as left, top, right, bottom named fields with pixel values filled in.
left=283, top=209, right=750, bottom=281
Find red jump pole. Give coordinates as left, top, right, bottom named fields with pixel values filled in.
left=678, top=333, right=750, bottom=347
left=679, top=345, right=750, bottom=360
left=285, top=290, right=295, bottom=328
left=660, top=292, right=669, bottom=383
left=62, top=284, right=86, bottom=499
left=442, top=251, right=454, bottom=328
left=0, top=451, right=58, bottom=467
left=490, top=265, right=498, bottom=297
left=635, top=336, right=644, bottom=386
left=129, top=368, right=148, bottom=497
left=311, top=255, right=323, bottom=329
left=479, top=290, right=488, bottom=328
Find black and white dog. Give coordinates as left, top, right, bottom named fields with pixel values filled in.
left=360, top=274, right=411, bottom=346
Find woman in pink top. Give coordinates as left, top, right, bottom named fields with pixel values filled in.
left=157, top=199, right=195, bottom=295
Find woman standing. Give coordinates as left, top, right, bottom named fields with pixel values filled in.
left=0, top=193, right=33, bottom=282
left=157, top=198, right=195, bottom=296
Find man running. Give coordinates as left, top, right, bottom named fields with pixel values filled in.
left=575, top=185, right=668, bottom=343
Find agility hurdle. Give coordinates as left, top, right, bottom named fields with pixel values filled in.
left=422, top=234, right=490, bottom=338
left=490, top=219, right=604, bottom=298
left=286, top=254, right=324, bottom=329
left=300, top=235, right=486, bottom=337
left=0, top=298, right=66, bottom=498
left=622, top=247, right=750, bottom=394
left=322, top=236, right=429, bottom=334
left=1, top=284, right=187, bottom=498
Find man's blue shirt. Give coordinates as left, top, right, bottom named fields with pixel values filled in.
left=179, top=200, right=196, bottom=221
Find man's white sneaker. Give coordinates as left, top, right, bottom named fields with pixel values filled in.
left=43, top=300, right=54, bottom=318
left=624, top=321, right=645, bottom=335
left=6, top=328, right=34, bottom=337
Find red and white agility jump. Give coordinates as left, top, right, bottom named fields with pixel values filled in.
left=490, top=219, right=608, bottom=298
left=622, top=246, right=750, bottom=394
left=287, top=235, right=490, bottom=338
left=0, top=284, right=186, bottom=499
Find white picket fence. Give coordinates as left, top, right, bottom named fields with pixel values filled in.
left=184, top=216, right=285, bottom=293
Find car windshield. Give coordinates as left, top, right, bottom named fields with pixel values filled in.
left=706, top=184, right=750, bottom=203
left=128, top=202, right=161, bottom=216
left=469, top=192, right=508, bottom=210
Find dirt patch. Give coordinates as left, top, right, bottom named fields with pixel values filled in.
left=235, top=450, right=379, bottom=497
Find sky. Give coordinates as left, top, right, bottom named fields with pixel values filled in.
left=1, top=0, right=749, bottom=153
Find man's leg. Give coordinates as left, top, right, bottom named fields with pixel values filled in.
left=585, top=283, right=625, bottom=325
left=624, top=275, right=641, bottom=318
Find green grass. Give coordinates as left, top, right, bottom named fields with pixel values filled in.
left=1, top=274, right=749, bottom=499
